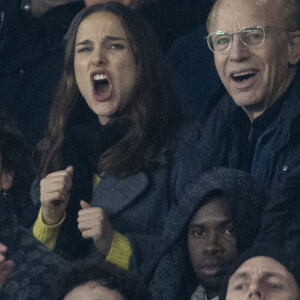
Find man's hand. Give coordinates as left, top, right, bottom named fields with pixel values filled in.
left=0, top=244, right=14, bottom=290
left=40, top=166, right=73, bottom=225
left=77, top=200, right=114, bottom=256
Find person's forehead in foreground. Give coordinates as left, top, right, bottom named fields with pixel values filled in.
left=226, top=256, right=299, bottom=300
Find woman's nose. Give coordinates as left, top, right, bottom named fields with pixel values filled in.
left=92, top=48, right=107, bottom=65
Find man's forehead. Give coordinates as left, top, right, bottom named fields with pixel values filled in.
left=235, top=256, right=289, bottom=276
left=190, top=197, right=232, bottom=225
left=211, top=0, right=284, bottom=31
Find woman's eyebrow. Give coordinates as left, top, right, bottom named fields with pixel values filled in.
left=75, top=39, right=93, bottom=46
left=103, top=35, right=126, bottom=42
left=76, top=36, right=126, bottom=47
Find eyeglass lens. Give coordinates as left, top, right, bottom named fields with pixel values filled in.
left=208, top=27, right=265, bottom=53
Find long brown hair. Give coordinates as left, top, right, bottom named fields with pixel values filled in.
left=40, top=2, right=183, bottom=178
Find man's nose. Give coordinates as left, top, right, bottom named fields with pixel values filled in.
left=247, top=281, right=262, bottom=299
left=228, top=35, right=250, bottom=61
left=204, top=232, right=222, bottom=254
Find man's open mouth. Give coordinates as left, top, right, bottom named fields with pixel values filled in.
left=231, top=70, right=257, bottom=82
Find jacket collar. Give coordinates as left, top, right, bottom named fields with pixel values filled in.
left=92, top=171, right=149, bottom=215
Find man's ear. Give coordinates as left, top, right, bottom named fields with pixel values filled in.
left=1, top=171, right=14, bottom=190
left=288, top=30, right=300, bottom=65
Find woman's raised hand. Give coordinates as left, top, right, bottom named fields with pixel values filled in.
left=40, top=166, right=74, bottom=225
left=0, top=243, right=14, bottom=290
left=77, top=200, right=115, bottom=256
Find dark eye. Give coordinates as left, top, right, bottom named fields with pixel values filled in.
left=224, top=227, right=235, bottom=236
left=241, top=28, right=264, bottom=45
left=107, top=43, right=125, bottom=50
left=250, top=32, right=263, bottom=40
left=77, top=47, right=91, bottom=53
left=193, top=230, right=204, bottom=238
left=215, top=35, right=230, bottom=45
left=233, top=284, right=245, bottom=291
left=267, top=283, right=283, bottom=291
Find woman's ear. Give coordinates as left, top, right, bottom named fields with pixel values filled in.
left=288, top=31, right=300, bottom=65
left=1, top=171, right=14, bottom=190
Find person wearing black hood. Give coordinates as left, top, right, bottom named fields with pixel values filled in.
left=147, top=168, right=268, bottom=300
left=219, top=244, right=300, bottom=300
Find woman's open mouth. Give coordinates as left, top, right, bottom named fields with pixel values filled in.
left=92, top=73, right=112, bottom=101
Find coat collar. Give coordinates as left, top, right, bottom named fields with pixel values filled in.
left=91, top=171, right=149, bottom=215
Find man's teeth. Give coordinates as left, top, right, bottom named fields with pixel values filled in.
left=94, top=74, right=107, bottom=81
left=232, top=70, right=257, bottom=81
left=232, top=70, right=256, bottom=78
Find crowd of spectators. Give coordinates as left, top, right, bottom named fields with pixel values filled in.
left=0, top=0, right=299, bottom=299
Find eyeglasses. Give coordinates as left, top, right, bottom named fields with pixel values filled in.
left=206, top=25, right=269, bottom=54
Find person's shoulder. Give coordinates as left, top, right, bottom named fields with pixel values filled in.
left=15, top=225, right=66, bottom=264
left=1, top=225, right=67, bottom=299
left=168, top=121, right=202, bottom=152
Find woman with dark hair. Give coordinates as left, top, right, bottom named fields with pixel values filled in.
left=31, top=2, right=200, bottom=271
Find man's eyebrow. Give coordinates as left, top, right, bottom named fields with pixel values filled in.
left=263, top=272, right=287, bottom=281
left=230, top=272, right=250, bottom=282
left=231, top=271, right=287, bottom=282
left=189, top=219, right=233, bottom=228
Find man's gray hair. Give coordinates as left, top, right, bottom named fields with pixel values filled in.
left=206, top=0, right=300, bottom=32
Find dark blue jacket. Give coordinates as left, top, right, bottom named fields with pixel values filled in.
left=0, top=1, right=84, bottom=149
left=194, top=69, right=300, bottom=257
left=30, top=122, right=204, bottom=271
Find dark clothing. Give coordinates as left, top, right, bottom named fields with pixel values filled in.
left=167, top=25, right=224, bottom=119
left=146, top=168, right=267, bottom=299
left=0, top=1, right=84, bottom=149
left=0, top=204, right=67, bottom=300
left=31, top=122, right=203, bottom=268
left=229, top=92, right=286, bottom=173
left=140, top=1, right=212, bottom=52
left=195, top=69, right=300, bottom=257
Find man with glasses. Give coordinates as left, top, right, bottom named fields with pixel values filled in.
left=195, top=0, right=300, bottom=258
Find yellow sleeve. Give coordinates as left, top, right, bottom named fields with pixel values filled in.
left=32, top=208, right=65, bottom=250
left=106, top=231, right=132, bottom=270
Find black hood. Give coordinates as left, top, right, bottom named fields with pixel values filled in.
left=158, top=167, right=268, bottom=256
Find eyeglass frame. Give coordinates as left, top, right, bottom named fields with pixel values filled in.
left=205, top=25, right=290, bottom=54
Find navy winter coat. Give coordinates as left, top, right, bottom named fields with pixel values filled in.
left=30, top=122, right=203, bottom=272
left=194, top=69, right=300, bottom=257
